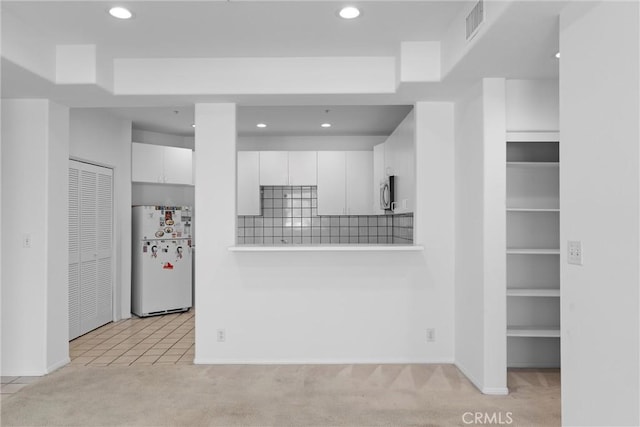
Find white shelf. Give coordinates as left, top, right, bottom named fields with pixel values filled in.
left=507, top=327, right=560, bottom=338
left=507, top=208, right=560, bottom=212
left=507, top=248, right=560, bottom=255
left=507, top=162, right=559, bottom=167
left=507, top=288, right=560, bottom=297
left=507, top=138, right=560, bottom=368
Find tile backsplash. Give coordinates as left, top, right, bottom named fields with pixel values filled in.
left=237, top=186, right=413, bottom=245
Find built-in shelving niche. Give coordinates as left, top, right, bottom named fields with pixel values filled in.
left=506, top=137, right=560, bottom=369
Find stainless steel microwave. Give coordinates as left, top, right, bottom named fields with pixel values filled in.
left=380, top=175, right=395, bottom=211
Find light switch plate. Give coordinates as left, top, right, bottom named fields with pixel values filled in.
left=568, top=241, right=583, bottom=265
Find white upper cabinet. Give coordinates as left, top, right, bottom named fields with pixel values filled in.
left=317, top=151, right=346, bottom=215
left=132, top=143, right=164, bottom=183
left=132, top=142, right=193, bottom=185
left=164, top=146, right=194, bottom=185
left=288, top=151, right=317, bottom=185
left=259, top=151, right=317, bottom=186
left=317, top=151, right=373, bottom=215
left=346, top=151, right=373, bottom=215
left=259, top=151, right=289, bottom=185
left=237, top=151, right=261, bottom=216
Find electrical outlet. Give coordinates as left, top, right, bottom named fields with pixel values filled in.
left=216, top=329, right=226, bottom=342
left=426, top=328, right=436, bottom=342
left=23, top=233, right=31, bottom=248
left=568, top=241, right=583, bottom=265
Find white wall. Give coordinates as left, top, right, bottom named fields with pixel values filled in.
left=132, top=129, right=194, bottom=150
left=506, top=80, right=559, bottom=132
left=131, top=185, right=194, bottom=207
left=454, top=79, right=507, bottom=395
left=237, top=135, right=385, bottom=152
left=384, top=110, right=415, bottom=213
left=1, top=99, right=69, bottom=375
left=47, top=102, right=71, bottom=370
left=414, top=100, right=455, bottom=361
left=69, top=109, right=132, bottom=320
left=559, top=2, right=640, bottom=425
left=194, top=102, right=455, bottom=364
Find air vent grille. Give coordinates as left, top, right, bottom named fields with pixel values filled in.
left=466, top=0, right=484, bottom=41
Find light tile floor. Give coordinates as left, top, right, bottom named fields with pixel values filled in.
left=2, top=312, right=193, bottom=396
left=70, top=310, right=194, bottom=367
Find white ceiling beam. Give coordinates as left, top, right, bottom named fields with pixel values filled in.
left=113, top=57, right=396, bottom=96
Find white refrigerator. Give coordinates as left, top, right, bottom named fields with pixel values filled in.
left=132, top=206, right=193, bottom=317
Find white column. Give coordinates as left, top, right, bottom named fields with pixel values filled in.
left=193, top=103, right=236, bottom=363
left=481, top=78, right=507, bottom=394
left=454, top=78, right=507, bottom=395
left=1, top=99, right=70, bottom=375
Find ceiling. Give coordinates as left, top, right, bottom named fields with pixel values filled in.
left=1, top=1, right=562, bottom=137
left=2, top=1, right=465, bottom=58
left=101, top=105, right=414, bottom=137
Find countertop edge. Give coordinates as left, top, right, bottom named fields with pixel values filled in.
left=228, top=245, right=424, bottom=252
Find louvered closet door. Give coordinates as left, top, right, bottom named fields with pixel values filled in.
left=69, top=160, right=113, bottom=340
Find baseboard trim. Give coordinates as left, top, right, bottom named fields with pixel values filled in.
left=194, top=358, right=455, bottom=365
left=1, top=358, right=70, bottom=377
left=47, top=357, right=71, bottom=374
left=481, top=386, right=509, bottom=395
left=455, top=362, right=509, bottom=395
left=0, top=369, right=47, bottom=377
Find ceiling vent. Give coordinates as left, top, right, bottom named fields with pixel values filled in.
left=466, top=0, right=484, bottom=41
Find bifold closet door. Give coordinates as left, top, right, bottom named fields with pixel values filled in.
left=69, top=160, right=113, bottom=340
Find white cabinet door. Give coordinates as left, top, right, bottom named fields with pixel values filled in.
left=259, top=151, right=289, bottom=185
left=132, top=143, right=164, bottom=183
left=237, top=151, right=261, bottom=216
left=346, top=151, right=373, bottom=215
left=132, top=143, right=193, bottom=185
left=288, top=151, right=317, bottom=185
left=164, top=146, right=193, bottom=185
left=317, top=151, right=346, bottom=215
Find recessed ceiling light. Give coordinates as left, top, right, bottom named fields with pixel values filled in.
left=109, top=7, right=133, bottom=20
left=321, top=123, right=332, bottom=128
left=256, top=123, right=267, bottom=128
left=339, top=6, right=360, bottom=19
left=555, top=52, right=561, bottom=59
left=191, top=124, right=196, bottom=128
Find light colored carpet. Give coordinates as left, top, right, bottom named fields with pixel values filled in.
left=1, top=364, right=560, bottom=426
